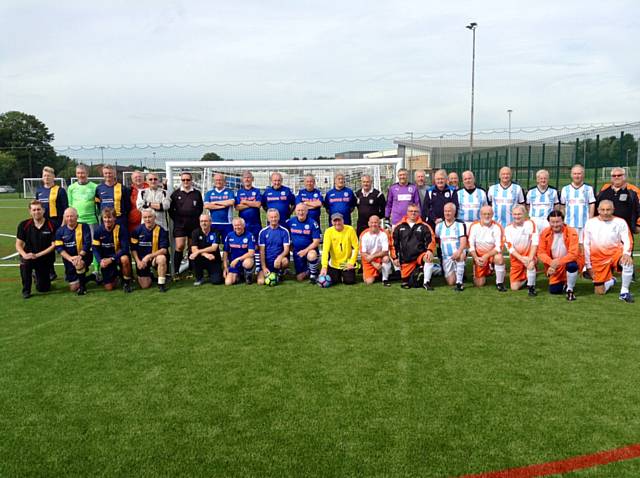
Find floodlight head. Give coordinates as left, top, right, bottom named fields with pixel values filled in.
left=466, top=22, right=477, bottom=30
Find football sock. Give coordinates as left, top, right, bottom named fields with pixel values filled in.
left=423, top=262, right=434, bottom=284
left=254, top=253, right=261, bottom=271
left=308, top=258, right=319, bottom=277
left=456, top=261, right=465, bottom=284
left=604, top=278, right=615, bottom=292
left=495, top=264, right=506, bottom=284
left=381, top=261, right=392, bottom=281
left=158, top=276, right=166, bottom=285
left=527, top=268, right=537, bottom=287
left=621, top=263, right=634, bottom=294
left=173, top=251, right=183, bottom=272
left=567, top=271, right=578, bottom=291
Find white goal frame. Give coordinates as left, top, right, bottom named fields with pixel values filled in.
left=22, top=177, right=67, bottom=198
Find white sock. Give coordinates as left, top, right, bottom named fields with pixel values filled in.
left=567, top=271, right=578, bottom=291
left=604, top=278, right=615, bottom=293
left=495, top=264, right=506, bottom=284
left=423, top=262, right=434, bottom=284
left=621, top=264, right=634, bottom=294
left=158, top=276, right=166, bottom=285
left=456, top=261, right=465, bottom=284
left=381, top=262, right=392, bottom=281
left=527, top=268, right=537, bottom=287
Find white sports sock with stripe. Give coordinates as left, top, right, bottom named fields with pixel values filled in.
left=423, top=262, right=434, bottom=284
left=456, top=261, right=465, bottom=284
left=527, top=268, right=537, bottom=287
left=604, top=278, right=615, bottom=293
left=621, top=264, right=634, bottom=294
left=567, top=271, right=578, bottom=291
left=495, top=264, right=506, bottom=284
left=381, top=261, right=392, bottom=281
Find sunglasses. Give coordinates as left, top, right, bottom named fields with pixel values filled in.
left=148, top=178, right=159, bottom=181
left=611, top=174, right=623, bottom=177
left=181, top=178, right=192, bottom=182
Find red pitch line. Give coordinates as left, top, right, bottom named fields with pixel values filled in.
left=457, top=443, right=640, bottom=478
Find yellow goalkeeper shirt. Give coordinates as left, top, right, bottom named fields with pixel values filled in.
left=321, top=225, right=359, bottom=269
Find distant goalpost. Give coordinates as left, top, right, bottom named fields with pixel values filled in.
left=22, top=178, right=67, bottom=198
left=164, top=158, right=403, bottom=197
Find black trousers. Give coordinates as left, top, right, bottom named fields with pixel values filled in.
left=20, top=255, right=53, bottom=294
left=193, top=256, right=223, bottom=284
left=328, top=265, right=356, bottom=285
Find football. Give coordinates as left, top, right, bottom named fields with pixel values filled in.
left=264, top=272, right=278, bottom=287
left=316, top=274, right=332, bottom=288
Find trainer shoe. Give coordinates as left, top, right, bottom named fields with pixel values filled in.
left=158, top=283, right=167, bottom=292
left=49, top=271, right=58, bottom=281
left=423, top=281, right=434, bottom=291
left=193, top=279, right=204, bottom=287
left=401, top=282, right=411, bottom=289
left=454, top=283, right=464, bottom=292
left=383, top=280, right=391, bottom=287
left=245, top=273, right=254, bottom=285
left=528, top=286, right=538, bottom=297
left=77, top=286, right=87, bottom=296
left=309, top=275, right=317, bottom=285
left=123, top=281, right=133, bottom=293
left=496, top=283, right=507, bottom=292
left=22, top=291, right=32, bottom=299
left=566, top=289, right=576, bottom=301
left=619, top=292, right=635, bottom=303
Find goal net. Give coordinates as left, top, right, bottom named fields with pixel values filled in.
left=165, top=158, right=402, bottom=228
left=22, top=178, right=67, bottom=198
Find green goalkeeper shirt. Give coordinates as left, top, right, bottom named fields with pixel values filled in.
left=68, top=181, right=99, bottom=225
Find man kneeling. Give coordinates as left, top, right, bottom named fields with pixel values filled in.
left=360, top=215, right=393, bottom=286
left=55, top=207, right=92, bottom=295
left=131, top=210, right=169, bottom=292
left=93, top=207, right=133, bottom=292
left=190, top=214, right=223, bottom=286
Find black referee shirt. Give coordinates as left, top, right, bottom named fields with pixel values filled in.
left=190, top=227, right=222, bottom=261
left=16, top=219, right=55, bottom=253
left=596, top=186, right=639, bottom=233
left=356, top=188, right=386, bottom=231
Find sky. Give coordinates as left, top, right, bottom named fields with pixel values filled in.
left=1, top=0, right=639, bottom=147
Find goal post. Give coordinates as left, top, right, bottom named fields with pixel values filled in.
left=165, top=158, right=403, bottom=196
left=22, top=178, right=67, bottom=198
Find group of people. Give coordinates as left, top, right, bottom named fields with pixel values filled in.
left=15, top=162, right=638, bottom=303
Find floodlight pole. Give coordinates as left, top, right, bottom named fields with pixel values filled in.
left=404, top=131, right=413, bottom=171
left=466, top=22, right=477, bottom=171
left=507, top=109, right=513, bottom=167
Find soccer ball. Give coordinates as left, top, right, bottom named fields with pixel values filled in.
left=264, top=272, right=278, bottom=287
left=316, top=274, right=332, bottom=288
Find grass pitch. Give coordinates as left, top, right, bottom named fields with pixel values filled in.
left=1, top=197, right=640, bottom=477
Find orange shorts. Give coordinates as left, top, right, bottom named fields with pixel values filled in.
left=545, top=255, right=584, bottom=285
left=473, top=256, right=495, bottom=278
left=362, top=257, right=382, bottom=281
left=400, top=252, right=427, bottom=280
left=510, top=256, right=536, bottom=283
left=591, top=249, right=623, bottom=284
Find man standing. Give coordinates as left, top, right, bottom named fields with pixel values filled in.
left=324, top=172, right=357, bottom=226
left=235, top=170, right=263, bottom=241
left=537, top=210, right=582, bottom=301
left=295, top=174, right=323, bottom=228
left=448, top=172, right=460, bottom=190
left=320, top=213, right=359, bottom=286
left=16, top=201, right=56, bottom=298
left=36, top=166, right=68, bottom=230
left=262, top=172, right=295, bottom=224
left=435, top=203, right=467, bottom=291
left=360, top=215, right=393, bottom=286
left=504, top=205, right=539, bottom=296
left=137, top=172, right=171, bottom=231
left=92, top=207, right=133, bottom=292
left=559, top=164, right=596, bottom=245
left=596, top=167, right=639, bottom=234
left=287, top=203, right=321, bottom=283
left=128, top=170, right=148, bottom=234
left=190, top=214, right=223, bottom=286
left=386, top=168, right=421, bottom=225
left=456, top=170, right=488, bottom=230
left=131, top=209, right=170, bottom=292
left=423, top=169, right=459, bottom=228
left=223, top=217, right=256, bottom=286
left=169, top=172, right=204, bottom=275
left=204, top=173, right=235, bottom=241
left=414, top=170, right=429, bottom=206
left=55, top=207, right=92, bottom=295
left=584, top=200, right=635, bottom=302
left=467, top=205, right=507, bottom=291
left=95, top=164, right=130, bottom=229
left=68, top=164, right=100, bottom=279
left=391, top=204, right=437, bottom=290
left=487, top=166, right=525, bottom=229
left=526, top=169, right=560, bottom=232
left=257, top=209, right=291, bottom=285
left=355, top=174, right=386, bottom=237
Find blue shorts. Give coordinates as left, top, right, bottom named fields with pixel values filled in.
left=228, top=263, right=246, bottom=275
left=101, top=256, right=128, bottom=284
left=63, top=255, right=92, bottom=283
left=292, top=251, right=308, bottom=274
left=213, top=224, right=233, bottom=242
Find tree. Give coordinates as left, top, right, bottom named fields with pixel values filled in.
left=201, top=152, right=223, bottom=161
left=0, top=151, right=18, bottom=186
left=0, top=111, right=59, bottom=179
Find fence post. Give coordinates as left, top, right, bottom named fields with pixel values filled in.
left=594, top=134, right=600, bottom=191
left=555, top=141, right=561, bottom=190
left=486, top=151, right=490, bottom=188
left=494, top=150, right=499, bottom=182
left=620, top=131, right=625, bottom=168
left=541, top=143, right=546, bottom=170
left=515, top=147, right=520, bottom=183
left=526, top=145, right=532, bottom=190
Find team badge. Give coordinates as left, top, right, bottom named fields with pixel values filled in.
left=193, top=200, right=197, bottom=206
left=408, top=187, right=414, bottom=193
left=445, top=192, right=450, bottom=198
left=344, top=192, right=348, bottom=197
left=369, top=199, right=374, bottom=204
left=281, top=191, right=286, bottom=196
left=304, top=224, right=309, bottom=230
left=313, top=193, right=318, bottom=198
left=243, top=238, right=248, bottom=243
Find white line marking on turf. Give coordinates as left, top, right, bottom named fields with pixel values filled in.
left=0, top=233, right=16, bottom=238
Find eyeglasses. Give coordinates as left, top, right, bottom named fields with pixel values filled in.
left=149, top=178, right=159, bottom=181
left=611, top=174, right=623, bottom=177
left=181, top=178, right=192, bottom=182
